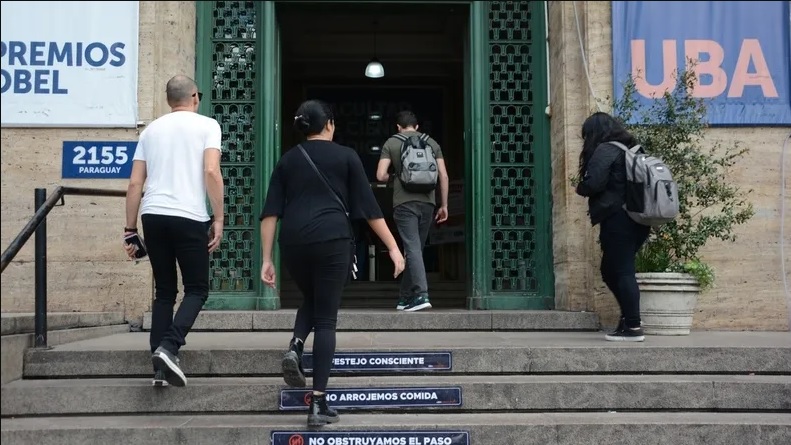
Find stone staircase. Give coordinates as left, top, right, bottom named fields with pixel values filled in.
left=2, top=310, right=790, bottom=445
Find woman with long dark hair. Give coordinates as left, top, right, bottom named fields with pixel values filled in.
left=576, top=111, right=650, bottom=342
left=259, top=100, right=405, bottom=427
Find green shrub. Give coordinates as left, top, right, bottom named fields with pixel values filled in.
left=613, top=63, right=755, bottom=290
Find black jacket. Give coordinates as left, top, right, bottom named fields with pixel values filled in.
left=575, top=142, right=627, bottom=226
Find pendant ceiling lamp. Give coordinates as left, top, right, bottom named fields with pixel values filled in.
left=365, top=20, right=384, bottom=79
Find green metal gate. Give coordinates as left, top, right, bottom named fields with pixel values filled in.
left=469, top=1, right=554, bottom=309
left=196, top=0, right=271, bottom=310
left=196, top=0, right=554, bottom=311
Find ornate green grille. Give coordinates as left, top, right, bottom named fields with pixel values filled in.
left=207, top=1, right=257, bottom=293
left=487, top=1, right=541, bottom=293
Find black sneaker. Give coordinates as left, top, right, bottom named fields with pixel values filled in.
left=152, top=346, right=187, bottom=387
left=282, top=338, right=306, bottom=388
left=307, top=393, right=340, bottom=427
left=152, top=369, right=169, bottom=387
left=403, top=294, right=432, bottom=312
left=605, top=326, right=645, bottom=342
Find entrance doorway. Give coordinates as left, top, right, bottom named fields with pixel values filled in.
left=198, top=1, right=553, bottom=311
left=276, top=2, right=469, bottom=309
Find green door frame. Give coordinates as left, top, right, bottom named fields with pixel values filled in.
left=467, top=0, right=490, bottom=308
left=257, top=1, right=282, bottom=310
left=195, top=0, right=554, bottom=311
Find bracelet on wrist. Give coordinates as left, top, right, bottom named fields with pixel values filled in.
left=124, top=227, right=138, bottom=233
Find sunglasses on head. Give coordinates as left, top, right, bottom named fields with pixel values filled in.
left=193, top=92, right=203, bottom=100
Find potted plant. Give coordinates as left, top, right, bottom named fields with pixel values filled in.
left=611, top=64, right=755, bottom=335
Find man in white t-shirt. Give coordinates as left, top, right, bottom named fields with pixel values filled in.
left=123, top=75, right=224, bottom=388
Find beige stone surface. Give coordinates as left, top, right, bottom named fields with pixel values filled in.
left=1, top=2, right=196, bottom=325
left=549, top=1, right=790, bottom=331
left=1, top=1, right=787, bottom=331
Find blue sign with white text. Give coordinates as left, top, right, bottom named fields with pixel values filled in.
left=279, top=386, right=463, bottom=411
left=303, top=351, right=452, bottom=373
left=612, top=1, right=791, bottom=125
left=271, top=430, right=471, bottom=445
left=61, top=141, right=136, bottom=179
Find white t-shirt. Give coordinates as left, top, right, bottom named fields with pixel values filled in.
left=133, top=111, right=223, bottom=222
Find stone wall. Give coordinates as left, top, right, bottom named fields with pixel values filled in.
left=2, top=1, right=788, bottom=331
left=0, top=2, right=196, bottom=326
left=548, top=1, right=790, bottom=331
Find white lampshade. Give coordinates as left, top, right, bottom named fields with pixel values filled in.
left=365, top=58, right=385, bottom=78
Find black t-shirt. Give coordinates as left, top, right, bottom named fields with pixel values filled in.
left=259, top=140, right=384, bottom=246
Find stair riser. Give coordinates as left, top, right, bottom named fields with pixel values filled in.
left=24, top=348, right=791, bottom=377
left=141, top=311, right=601, bottom=332
left=3, top=380, right=789, bottom=416
left=2, top=423, right=790, bottom=445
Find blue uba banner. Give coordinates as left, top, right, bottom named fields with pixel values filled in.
left=271, top=431, right=470, bottom=445
left=302, top=351, right=452, bottom=373
left=612, top=1, right=791, bottom=125
left=279, top=386, right=463, bottom=411
left=61, top=141, right=136, bottom=179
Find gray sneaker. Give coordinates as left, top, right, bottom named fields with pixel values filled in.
left=152, top=346, right=187, bottom=387
left=152, top=369, right=169, bottom=387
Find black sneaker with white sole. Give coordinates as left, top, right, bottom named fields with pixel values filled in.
left=152, top=369, right=169, bottom=387
left=605, top=326, right=646, bottom=342
left=152, top=346, right=187, bottom=387
left=403, top=294, right=432, bottom=312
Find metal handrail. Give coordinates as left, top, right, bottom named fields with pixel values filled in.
left=0, top=186, right=127, bottom=348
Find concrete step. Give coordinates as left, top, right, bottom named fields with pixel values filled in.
left=1, top=312, right=125, bottom=336
left=2, top=324, right=130, bottom=385
left=3, top=375, right=789, bottom=416
left=23, top=332, right=791, bottom=378
left=2, top=413, right=789, bottom=445
left=141, top=310, right=601, bottom=332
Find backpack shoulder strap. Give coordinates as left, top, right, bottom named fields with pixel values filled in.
left=607, top=141, right=641, bottom=154
left=393, top=133, right=408, bottom=142
left=419, top=133, right=430, bottom=142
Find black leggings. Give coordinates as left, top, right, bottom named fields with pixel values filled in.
left=599, top=210, right=651, bottom=329
left=281, top=238, right=353, bottom=392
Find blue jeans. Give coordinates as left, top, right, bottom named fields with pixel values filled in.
left=393, top=201, right=435, bottom=298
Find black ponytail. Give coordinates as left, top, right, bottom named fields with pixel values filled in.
left=293, top=100, right=334, bottom=137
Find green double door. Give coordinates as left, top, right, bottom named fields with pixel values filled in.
left=196, top=1, right=554, bottom=311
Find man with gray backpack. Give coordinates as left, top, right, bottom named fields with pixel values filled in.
left=377, top=110, right=450, bottom=312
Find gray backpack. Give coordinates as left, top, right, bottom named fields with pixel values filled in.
left=609, top=141, right=680, bottom=227
left=394, top=133, right=439, bottom=193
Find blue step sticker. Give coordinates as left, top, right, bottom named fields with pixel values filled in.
left=271, top=430, right=470, bottom=445
left=303, top=351, right=452, bottom=373
left=279, top=386, right=463, bottom=411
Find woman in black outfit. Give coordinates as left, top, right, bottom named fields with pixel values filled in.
left=575, top=111, right=650, bottom=342
left=259, top=100, right=406, bottom=427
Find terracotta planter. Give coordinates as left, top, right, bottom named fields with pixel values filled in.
left=637, top=272, right=701, bottom=335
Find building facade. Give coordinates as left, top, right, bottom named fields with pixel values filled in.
left=1, top=1, right=788, bottom=331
